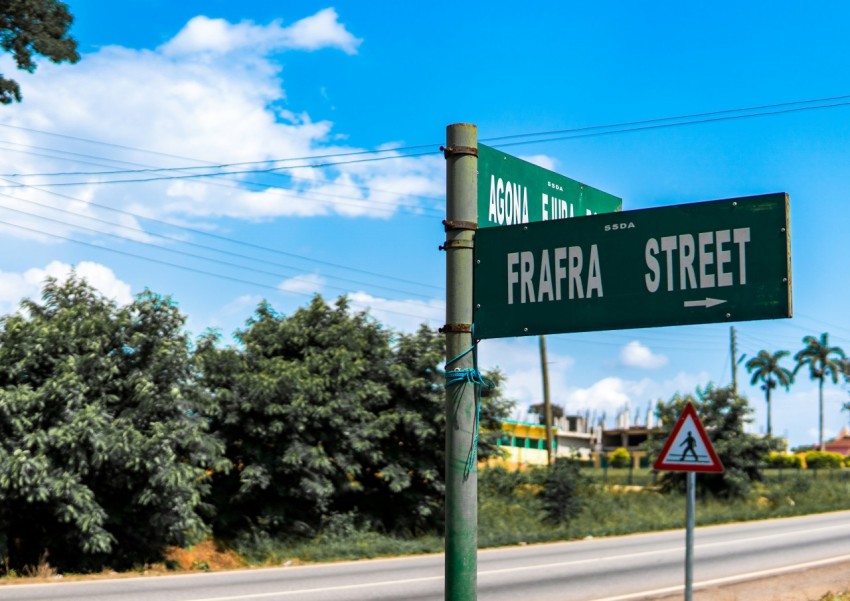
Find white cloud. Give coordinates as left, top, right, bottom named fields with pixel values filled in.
left=161, top=9, right=362, bottom=57
left=564, top=371, right=710, bottom=418
left=346, top=291, right=443, bottom=333
left=478, top=337, right=575, bottom=412
left=518, top=154, right=557, bottom=171
left=278, top=273, right=327, bottom=295
left=0, top=9, right=435, bottom=237
left=478, top=337, right=709, bottom=419
left=0, top=261, right=132, bottom=313
left=619, top=340, right=668, bottom=369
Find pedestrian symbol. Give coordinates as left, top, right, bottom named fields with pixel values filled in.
left=679, top=431, right=700, bottom=462
left=654, top=403, right=724, bottom=473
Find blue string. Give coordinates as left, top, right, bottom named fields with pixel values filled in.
left=445, top=340, right=494, bottom=481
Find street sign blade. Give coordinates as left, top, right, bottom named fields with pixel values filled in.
left=473, top=193, right=791, bottom=339
left=654, top=403, right=724, bottom=473
left=477, top=144, right=622, bottom=228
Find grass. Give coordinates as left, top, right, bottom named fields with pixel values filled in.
left=224, top=472, right=850, bottom=565
left=4, top=470, right=850, bottom=583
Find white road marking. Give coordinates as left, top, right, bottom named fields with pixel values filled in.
left=587, top=554, right=850, bottom=601
left=179, top=523, right=850, bottom=601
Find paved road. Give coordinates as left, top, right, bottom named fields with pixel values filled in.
left=2, top=511, right=850, bottom=601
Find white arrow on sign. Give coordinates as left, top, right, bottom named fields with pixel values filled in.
left=683, top=298, right=727, bottom=309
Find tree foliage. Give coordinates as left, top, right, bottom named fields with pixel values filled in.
left=649, top=385, right=774, bottom=498
left=745, top=349, right=793, bottom=436
left=794, top=333, right=846, bottom=449
left=200, top=296, right=513, bottom=539
left=536, top=458, right=587, bottom=524
left=529, top=402, right=564, bottom=422
left=0, top=276, right=226, bottom=571
left=0, top=0, right=79, bottom=103
left=0, top=282, right=514, bottom=570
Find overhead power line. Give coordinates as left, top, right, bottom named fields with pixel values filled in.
left=0, top=143, right=444, bottom=217
left=0, top=191, right=440, bottom=302
left=0, top=179, right=442, bottom=292
left=0, top=218, right=441, bottom=325
left=3, top=93, right=849, bottom=182
left=490, top=100, right=850, bottom=149
left=479, top=93, right=850, bottom=143
left=0, top=121, right=437, bottom=168
left=0, top=150, right=439, bottom=189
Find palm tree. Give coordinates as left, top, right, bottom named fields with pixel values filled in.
left=745, top=350, right=793, bottom=437
left=794, top=333, right=847, bottom=449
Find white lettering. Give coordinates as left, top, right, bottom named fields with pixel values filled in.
left=645, top=238, right=660, bottom=293
left=733, top=227, right=750, bottom=284
left=507, top=252, right=519, bottom=304
left=538, top=250, right=554, bottom=302
left=520, top=251, right=535, bottom=303
left=679, top=234, right=696, bottom=290
left=698, top=231, right=715, bottom=288
left=587, top=245, right=603, bottom=298
left=661, top=236, right=677, bottom=291
left=521, top=188, right=529, bottom=223
left=568, top=247, right=584, bottom=299
left=496, top=178, right=505, bottom=224
left=716, top=229, right=732, bottom=287
left=488, top=175, right=498, bottom=223
left=505, top=182, right=514, bottom=225
left=554, top=247, right=567, bottom=300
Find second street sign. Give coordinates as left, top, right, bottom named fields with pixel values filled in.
left=478, top=143, right=622, bottom=228
left=473, top=193, right=792, bottom=340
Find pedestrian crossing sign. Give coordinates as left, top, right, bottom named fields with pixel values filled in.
left=653, top=402, right=724, bottom=473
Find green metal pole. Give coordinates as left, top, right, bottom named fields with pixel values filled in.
left=444, top=123, right=478, bottom=601
left=685, top=471, right=695, bottom=601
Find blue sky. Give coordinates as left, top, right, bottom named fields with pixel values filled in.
left=0, top=1, right=847, bottom=448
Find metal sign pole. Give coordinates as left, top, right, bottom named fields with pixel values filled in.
left=444, top=123, right=478, bottom=601
left=685, top=471, right=696, bottom=601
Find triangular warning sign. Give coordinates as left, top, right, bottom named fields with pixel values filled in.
left=653, top=403, right=724, bottom=473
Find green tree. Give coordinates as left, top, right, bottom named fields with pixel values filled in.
left=745, top=349, right=793, bottom=436
left=650, top=385, right=772, bottom=498
left=529, top=402, right=564, bottom=423
left=0, top=276, right=226, bottom=572
left=536, top=457, right=586, bottom=524
left=200, top=297, right=393, bottom=538
left=608, top=447, right=631, bottom=469
left=0, top=0, right=79, bottom=103
left=200, top=296, right=513, bottom=538
left=794, top=333, right=846, bottom=450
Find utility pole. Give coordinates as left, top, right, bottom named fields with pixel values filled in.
left=539, top=335, right=554, bottom=465
left=730, top=326, right=738, bottom=394
left=443, top=123, right=478, bottom=601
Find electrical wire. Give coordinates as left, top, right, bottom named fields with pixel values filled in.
left=0, top=144, right=445, bottom=218
left=0, top=179, right=442, bottom=291
left=5, top=93, right=850, bottom=180
left=491, top=101, right=850, bottom=149
left=0, top=120, right=438, bottom=169
left=0, top=150, right=440, bottom=189
left=0, top=191, right=441, bottom=302
left=479, top=93, right=850, bottom=143
left=0, top=218, right=442, bottom=325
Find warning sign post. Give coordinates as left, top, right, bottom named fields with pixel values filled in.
left=653, top=403, right=724, bottom=473
left=653, top=402, right=723, bottom=601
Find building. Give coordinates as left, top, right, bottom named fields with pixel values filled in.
left=819, top=426, right=850, bottom=455
left=489, top=405, right=661, bottom=468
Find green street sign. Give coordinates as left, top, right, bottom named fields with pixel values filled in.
left=477, top=143, right=622, bottom=228
left=473, top=193, right=791, bottom=340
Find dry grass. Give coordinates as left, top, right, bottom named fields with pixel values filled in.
left=162, top=540, right=246, bottom=572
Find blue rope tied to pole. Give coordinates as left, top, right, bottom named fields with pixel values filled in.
left=445, top=340, right=494, bottom=481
